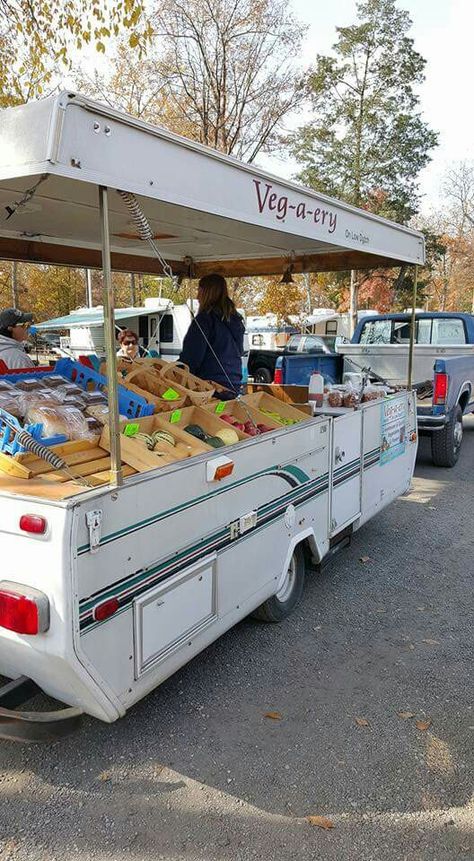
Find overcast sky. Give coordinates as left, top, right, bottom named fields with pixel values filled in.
left=260, top=0, right=473, bottom=214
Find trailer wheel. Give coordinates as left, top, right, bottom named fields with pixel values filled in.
left=252, top=544, right=305, bottom=623
left=431, top=404, right=463, bottom=467
left=254, top=366, right=273, bottom=383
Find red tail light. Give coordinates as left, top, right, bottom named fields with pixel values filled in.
left=433, top=372, right=448, bottom=405
left=93, top=597, right=119, bottom=622
left=273, top=367, right=283, bottom=384
left=0, top=582, right=49, bottom=635
left=20, top=514, right=47, bottom=535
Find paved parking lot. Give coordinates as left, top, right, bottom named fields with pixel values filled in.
left=0, top=422, right=473, bottom=861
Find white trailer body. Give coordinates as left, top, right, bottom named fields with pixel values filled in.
left=0, top=93, right=423, bottom=735
left=0, top=394, right=416, bottom=722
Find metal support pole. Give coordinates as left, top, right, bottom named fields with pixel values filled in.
left=407, top=265, right=418, bottom=391
left=349, top=269, right=358, bottom=337
left=98, top=186, right=123, bottom=487
left=130, top=272, right=136, bottom=306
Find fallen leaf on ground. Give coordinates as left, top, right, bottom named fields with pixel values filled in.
left=422, top=638, right=440, bottom=645
left=355, top=717, right=370, bottom=727
left=359, top=556, right=371, bottom=563
left=397, top=711, right=416, bottom=720
left=416, top=719, right=432, bottom=731
left=307, top=815, right=335, bottom=829
left=264, top=711, right=282, bottom=720
left=428, top=505, right=437, bottom=511
left=98, top=771, right=111, bottom=782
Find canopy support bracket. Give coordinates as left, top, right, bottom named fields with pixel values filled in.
left=98, top=185, right=123, bottom=487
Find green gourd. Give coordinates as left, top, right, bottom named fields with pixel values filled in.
left=184, top=423, right=207, bottom=441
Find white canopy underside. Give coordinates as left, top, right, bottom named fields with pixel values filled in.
left=0, top=92, right=425, bottom=277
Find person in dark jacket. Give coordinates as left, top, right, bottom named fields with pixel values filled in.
left=179, top=274, right=244, bottom=395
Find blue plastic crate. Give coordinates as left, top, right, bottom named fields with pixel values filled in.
left=55, top=359, right=155, bottom=419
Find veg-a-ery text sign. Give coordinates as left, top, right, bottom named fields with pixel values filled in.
left=253, top=179, right=338, bottom=235
left=380, top=399, right=407, bottom=465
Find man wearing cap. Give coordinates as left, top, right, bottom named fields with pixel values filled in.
left=0, top=308, right=34, bottom=368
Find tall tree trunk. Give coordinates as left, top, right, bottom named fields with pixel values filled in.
left=11, top=261, right=18, bottom=308
left=85, top=269, right=93, bottom=308
left=350, top=269, right=358, bottom=336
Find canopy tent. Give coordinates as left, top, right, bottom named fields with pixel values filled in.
left=0, top=91, right=424, bottom=485
left=0, top=92, right=424, bottom=279
left=35, top=306, right=160, bottom=331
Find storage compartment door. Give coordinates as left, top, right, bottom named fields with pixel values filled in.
left=134, top=554, right=217, bottom=677
left=331, top=411, right=362, bottom=535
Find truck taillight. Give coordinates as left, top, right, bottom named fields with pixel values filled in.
left=433, top=372, right=448, bottom=405
left=273, top=367, right=283, bottom=384
left=0, top=581, right=50, bottom=635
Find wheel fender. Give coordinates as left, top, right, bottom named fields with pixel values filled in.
left=454, top=381, right=472, bottom=413
left=277, top=528, right=326, bottom=591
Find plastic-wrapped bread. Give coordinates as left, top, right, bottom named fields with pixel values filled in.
left=25, top=405, right=95, bottom=440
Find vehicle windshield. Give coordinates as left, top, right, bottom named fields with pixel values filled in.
left=359, top=317, right=467, bottom=345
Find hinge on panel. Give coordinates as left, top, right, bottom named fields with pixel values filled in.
left=86, top=510, right=102, bottom=553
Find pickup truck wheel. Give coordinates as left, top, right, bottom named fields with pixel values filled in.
left=253, top=366, right=273, bottom=383
left=251, top=544, right=305, bottom=623
left=431, top=404, right=463, bottom=467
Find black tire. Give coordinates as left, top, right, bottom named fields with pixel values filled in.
left=252, top=543, right=306, bottom=623
left=253, top=366, right=273, bottom=383
left=431, top=404, right=463, bottom=468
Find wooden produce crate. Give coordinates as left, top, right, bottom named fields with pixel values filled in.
left=246, top=383, right=311, bottom=411
left=0, top=438, right=136, bottom=488
left=100, top=415, right=210, bottom=473
left=203, top=398, right=282, bottom=433
left=241, top=391, right=310, bottom=425
left=159, top=362, right=215, bottom=405
left=121, top=368, right=188, bottom=413
left=159, top=404, right=250, bottom=445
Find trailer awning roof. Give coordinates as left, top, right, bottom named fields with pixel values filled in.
left=35, top=306, right=159, bottom=330
left=0, top=92, right=425, bottom=278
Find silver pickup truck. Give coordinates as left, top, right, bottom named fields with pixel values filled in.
left=338, top=312, right=474, bottom=467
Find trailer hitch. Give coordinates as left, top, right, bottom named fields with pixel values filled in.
left=0, top=676, right=83, bottom=743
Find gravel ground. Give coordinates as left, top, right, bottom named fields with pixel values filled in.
left=0, top=422, right=473, bottom=861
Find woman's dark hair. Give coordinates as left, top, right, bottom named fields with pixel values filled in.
left=118, top=328, right=138, bottom=344
left=198, top=274, right=238, bottom=321
left=0, top=328, right=11, bottom=338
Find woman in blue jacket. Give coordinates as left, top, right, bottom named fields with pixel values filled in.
left=179, top=274, right=245, bottom=397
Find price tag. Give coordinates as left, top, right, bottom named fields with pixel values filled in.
left=170, top=409, right=182, bottom=424
left=162, top=387, right=180, bottom=401
left=215, top=401, right=226, bottom=414
left=123, top=423, right=139, bottom=437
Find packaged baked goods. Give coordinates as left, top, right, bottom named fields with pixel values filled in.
left=82, top=390, right=107, bottom=406
left=0, top=393, right=22, bottom=418
left=25, top=404, right=95, bottom=440
left=361, top=385, right=382, bottom=402
left=62, top=394, right=87, bottom=410
left=327, top=389, right=343, bottom=407
left=55, top=383, right=84, bottom=400
left=41, top=375, right=66, bottom=387
left=16, top=378, right=43, bottom=392
left=85, top=416, right=102, bottom=434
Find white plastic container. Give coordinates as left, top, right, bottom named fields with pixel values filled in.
left=308, top=372, right=324, bottom=409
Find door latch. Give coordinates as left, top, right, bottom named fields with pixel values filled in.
left=334, top=446, right=346, bottom=463
left=86, top=509, right=102, bottom=553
